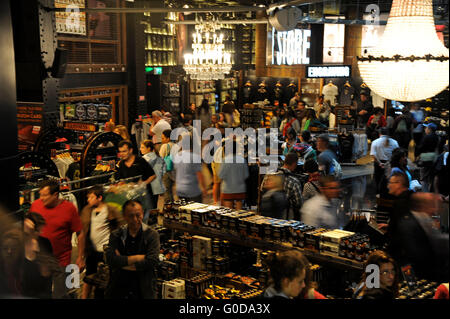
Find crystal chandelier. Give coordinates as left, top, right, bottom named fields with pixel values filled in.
left=357, top=0, right=449, bottom=102
left=183, top=21, right=232, bottom=80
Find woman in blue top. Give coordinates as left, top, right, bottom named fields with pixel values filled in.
left=141, top=140, right=166, bottom=210
left=389, top=148, right=413, bottom=190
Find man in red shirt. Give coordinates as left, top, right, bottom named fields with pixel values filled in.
left=30, top=179, right=84, bottom=297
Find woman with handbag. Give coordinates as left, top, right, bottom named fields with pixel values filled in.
left=159, top=129, right=175, bottom=203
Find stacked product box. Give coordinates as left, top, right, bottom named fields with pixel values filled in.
left=319, top=230, right=355, bottom=258
left=338, top=233, right=372, bottom=261
left=162, top=278, right=186, bottom=299
left=185, top=274, right=215, bottom=298
left=304, top=228, right=329, bottom=251
left=192, top=235, right=212, bottom=271
left=179, top=202, right=209, bottom=224
left=179, top=235, right=194, bottom=268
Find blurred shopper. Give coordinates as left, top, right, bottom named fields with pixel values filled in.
left=416, top=122, right=440, bottom=192
left=30, top=179, right=84, bottom=298
left=261, top=152, right=303, bottom=220
left=260, top=174, right=288, bottom=220
left=356, top=92, right=374, bottom=129
left=0, top=229, right=24, bottom=297
left=218, top=141, right=249, bottom=210
left=79, top=185, right=124, bottom=299
left=301, top=176, right=341, bottom=229
left=392, top=108, right=414, bottom=150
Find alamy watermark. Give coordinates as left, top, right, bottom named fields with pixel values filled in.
left=169, top=120, right=279, bottom=174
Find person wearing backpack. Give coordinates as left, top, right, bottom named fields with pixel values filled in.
left=260, top=152, right=303, bottom=220
left=141, top=140, right=166, bottom=211
left=159, top=129, right=175, bottom=203
left=392, top=109, right=414, bottom=150
left=316, top=134, right=342, bottom=179
left=302, top=159, right=321, bottom=201
left=280, top=109, right=301, bottom=137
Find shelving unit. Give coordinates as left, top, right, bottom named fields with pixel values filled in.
left=189, top=80, right=217, bottom=112
left=239, top=25, right=256, bottom=68
left=218, top=76, right=238, bottom=105
left=300, top=78, right=324, bottom=106
left=163, top=219, right=364, bottom=271
left=143, top=12, right=178, bottom=67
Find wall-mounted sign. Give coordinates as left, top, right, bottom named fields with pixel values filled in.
left=63, top=121, right=97, bottom=132
left=269, top=27, right=311, bottom=66
left=306, top=65, right=352, bottom=78
left=17, top=102, right=43, bottom=152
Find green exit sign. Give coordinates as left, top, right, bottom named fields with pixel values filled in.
left=145, top=67, right=163, bottom=75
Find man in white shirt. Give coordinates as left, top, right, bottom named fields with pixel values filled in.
left=370, top=127, right=399, bottom=195
left=150, top=111, right=171, bottom=153
left=301, top=176, right=341, bottom=229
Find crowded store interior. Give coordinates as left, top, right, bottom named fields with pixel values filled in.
left=0, top=0, right=449, bottom=301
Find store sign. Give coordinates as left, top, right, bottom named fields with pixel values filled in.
left=17, top=102, right=43, bottom=152
left=271, top=28, right=311, bottom=65
left=306, top=65, right=351, bottom=78
left=63, top=121, right=97, bottom=132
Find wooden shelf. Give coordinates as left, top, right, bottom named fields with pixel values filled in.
left=145, top=48, right=175, bottom=52
left=163, top=220, right=364, bottom=271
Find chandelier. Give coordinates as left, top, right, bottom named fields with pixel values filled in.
left=357, top=0, right=449, bottom=102
left=183, top=20, right=232, bottom=80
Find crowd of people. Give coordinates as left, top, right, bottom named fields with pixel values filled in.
left=0, top=95, right=448, bottom=300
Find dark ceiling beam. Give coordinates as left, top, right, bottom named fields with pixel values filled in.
left=47, top=6, right=266, bottom=13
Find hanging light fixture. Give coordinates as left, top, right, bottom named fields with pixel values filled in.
left=357, top=0, right=449, bottom=102
left=183, top=20, right=232, bottom=80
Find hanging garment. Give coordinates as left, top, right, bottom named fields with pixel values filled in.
left=338, top=133, right=355, bottom=163
left=339, top=86, right=354, bottom=106
left=322, top=83, right=339, bottom=106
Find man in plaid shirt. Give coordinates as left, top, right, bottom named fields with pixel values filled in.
left=261, top=152, right=304, bottom=220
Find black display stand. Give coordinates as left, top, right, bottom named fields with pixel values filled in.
left=80, top=132, right=123, bottom=178
left=34, top=127, right=79, bottom=156
left=18, top=151, right=60, bottom=188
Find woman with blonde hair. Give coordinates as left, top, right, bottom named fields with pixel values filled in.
left=113, top=125, right=131, bottom=141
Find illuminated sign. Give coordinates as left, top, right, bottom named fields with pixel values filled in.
left=306, top=65, right=351, bottom=78
left=145, top=67, right=163, bottom=74
left=63, top=121, right=97, bottom=132
left=271, top=28, right=311, bottom=65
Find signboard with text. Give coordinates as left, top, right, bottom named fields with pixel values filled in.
left=267, top=27, right=311, bottom=66
left=17, top=102, right=43, bottom=151
left=306, top=65, right=352, bottom=78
